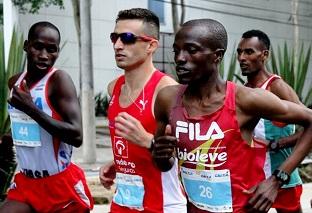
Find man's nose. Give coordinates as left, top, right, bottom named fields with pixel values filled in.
left=175, top=51, right=187, bottom=65
left=38, top=49, right=49, bottom=60
left=237, top=52, right=246, bottom=62
left=113, top=38, right=124, bottom=50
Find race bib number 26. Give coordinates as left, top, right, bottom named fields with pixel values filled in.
left=181, top=167, right=233, bottom=212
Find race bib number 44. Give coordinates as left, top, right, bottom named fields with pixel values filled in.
left=10, top=112, right=41, bottom=147
left=181, top=167, right=233, bottom=212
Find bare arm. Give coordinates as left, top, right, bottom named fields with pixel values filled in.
left=237, top=86, right=312, bottom=212
left=8, top=70, right=82, bottom=147
left=269, top=78, right=302, bottom=105
left=270, top=129, right=303, bottom=151
left=152, top=85, right=180, bottom=171
left=239, top=87, right=312, bottom=173
left=267, top=79, right=303, bottom=150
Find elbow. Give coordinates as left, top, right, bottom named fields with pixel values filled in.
left=72, top=136, right=82, bottom=148
left=65, top=127, right=82, bottom=147
left=73, top=129, right=83, bottom=147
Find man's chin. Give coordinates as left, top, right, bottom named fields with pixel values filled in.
left=241, top=70, right=250, bottom=76
left=116, top=62, right=127, bottom=69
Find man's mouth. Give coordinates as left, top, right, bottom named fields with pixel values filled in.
left=115, top=54, right=126, bottom=60
left=240, top=64, right=248, bottom=69
left=35, top=63, right=49, bottom=70
left=176, top=66, right=190, bottom=75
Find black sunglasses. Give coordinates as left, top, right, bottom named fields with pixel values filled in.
left=110, top=32, right=155, bottom=44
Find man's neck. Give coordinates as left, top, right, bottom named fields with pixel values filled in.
left=25, top=65, right=50, bottom=86
left=123, top=62, right=155, bottom=91
left=246, top=69, right=271, bottom=88
left=187, top=74, right=225, bottom=100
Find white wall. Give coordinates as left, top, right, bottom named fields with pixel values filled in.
left=15, top=0, right=312, bottom=96
left=3, top=0, right=19, bottom=67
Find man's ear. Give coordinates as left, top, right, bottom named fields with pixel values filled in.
left=23, top=40, right=28, bottom=52
left=214, top=49, right=225, bottom=63
left=262, top=49, right=269, bottom=61
left=147, top=39, right=159, bottom=54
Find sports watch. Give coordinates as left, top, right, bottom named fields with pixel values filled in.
left=272, top=169, right=290, bottom=185
left=269, top=140, right=280, bottom=152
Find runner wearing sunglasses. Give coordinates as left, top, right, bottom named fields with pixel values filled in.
left=99, top=8, right=186, bottom=213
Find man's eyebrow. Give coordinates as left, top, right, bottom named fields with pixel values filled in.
left=238, top=48, right=253, bottom=51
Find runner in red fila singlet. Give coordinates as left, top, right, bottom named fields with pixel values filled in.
left=152, top=19, right=312, bottom=213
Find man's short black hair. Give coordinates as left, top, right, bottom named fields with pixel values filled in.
left=242, top=30, right=270, bottom=50
left=116, top=8, right=159, bottom=40
left=182, top=19, right=228, bottom=52
left=28, top=21, right=61, bottom=43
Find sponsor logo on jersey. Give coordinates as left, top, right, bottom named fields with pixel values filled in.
left=177, top=148, right=227, bottom=167
left=176, top=121, right=224, bottom=141
left=113, top=136, right=128, bottom=158
left=22, top=168, right=50, bottom=178
left=176, top=121, right=227, bottom=167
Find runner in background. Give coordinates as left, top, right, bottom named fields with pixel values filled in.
left=237, top=29, right=303, bottom=213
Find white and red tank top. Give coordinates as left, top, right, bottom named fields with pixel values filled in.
left=8, top=68, right=72, bottom=178
left=170, top=82, right=266, bottom=213
left=253, top=75, right=301, bottom=188
left=108, top=70, right=186, bottom=213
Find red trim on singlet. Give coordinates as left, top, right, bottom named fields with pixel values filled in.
left=259, top=74, right=280, bottom=89
left=44, top=69, right=62, bottom=161
left=20, top=67, right=55, bottom=90
left=45, top=69, right=62, bottom=120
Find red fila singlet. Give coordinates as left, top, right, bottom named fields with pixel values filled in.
left=170, top=81, right=266, bottom=213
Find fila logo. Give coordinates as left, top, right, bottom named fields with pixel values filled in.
left=176, top=121, right=224, bottom=141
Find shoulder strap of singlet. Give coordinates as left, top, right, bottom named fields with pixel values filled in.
left=14, top=71, right=27, bottom=86
left=144, top=70, right=166, bottom=92
left=111, top=70, right=166, bottom=98
left=45, top=67, right=58, bottom=79
left=260, top=74, right=281, bottom=90
left=111, top=75, right=125, bottom=98
left=14, top=67, right=57, bottom=88
left=225, top=81, right=236, bottom=110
